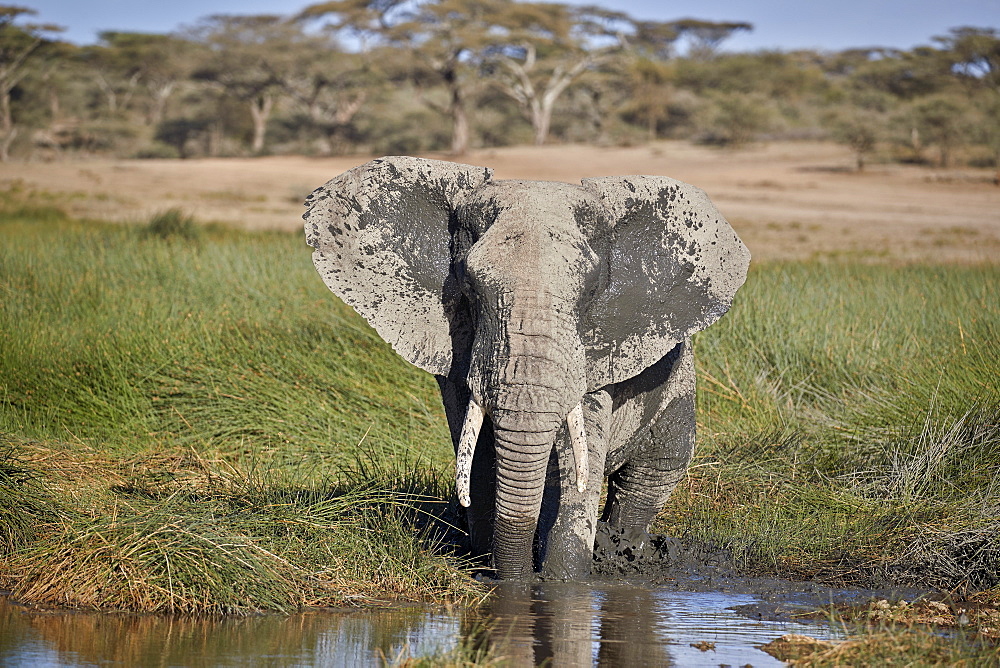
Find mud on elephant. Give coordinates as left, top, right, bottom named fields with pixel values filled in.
left=304, top=156, right=749, bottom=580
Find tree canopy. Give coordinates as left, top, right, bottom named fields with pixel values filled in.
left=0, top=0, right=995, bottom=175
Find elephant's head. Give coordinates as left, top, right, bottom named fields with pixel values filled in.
left=304, top=156, right=749, bottom=579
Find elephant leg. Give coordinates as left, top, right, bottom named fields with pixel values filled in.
left=602, top=342, right=697, bottom=532
left=602, top=391, right=695, bottom=531
left=436, top=376, right=495, bottom=559
left=538, top=390, right=612, bottom=579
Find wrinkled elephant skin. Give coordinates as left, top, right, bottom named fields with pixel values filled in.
left=304, top=156, right=749, bottom=580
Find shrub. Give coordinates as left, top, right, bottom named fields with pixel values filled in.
left=143, top=209, right=202, bottom=241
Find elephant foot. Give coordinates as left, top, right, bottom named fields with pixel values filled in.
left=539, top=534, right=594, bottom=581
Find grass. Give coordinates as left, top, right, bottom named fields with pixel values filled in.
left=764, top=627, right=1000, bottom=666
left=0, top=190, right=468, bottom=614
left=0, top=436, right=479, bottom=614
left=0, top=211, right=448, bottom=461
left=0, top=182, right=998, bottom=666
left=661, top=261, right=1000, bottom=594
left=0, top=444, right=63, bottom=553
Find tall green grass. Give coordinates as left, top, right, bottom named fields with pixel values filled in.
left=1, top=195, right=998, bottom=613
left=0, top=216, right=450, bottom=465
left=674, top=262, right=1000, bottom=589
left=0, top=202, right=466, bottom=613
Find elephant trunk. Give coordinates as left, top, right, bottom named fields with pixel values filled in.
left=458, top=297, right=590, bottom=578
left=456, top=398, right=588, bottom=509
left=490, top=420, right=558, bottom=579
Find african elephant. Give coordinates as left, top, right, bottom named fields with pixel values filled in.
left=303, top=156, right=749, bottom=580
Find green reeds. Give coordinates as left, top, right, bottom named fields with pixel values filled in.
left=665, top=261, right=1000, bottom=590
left=0, top=212, right=449, bottom=461
left=1, top=205, right=998, bottom=612
left=0, top=445, right=62, bottom=555
left=10, top=508, right=304, bottom=614
left=3, top=447, right=478, bottom=614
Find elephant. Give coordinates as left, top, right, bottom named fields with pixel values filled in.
left=303, top=156, right=749, bottom=580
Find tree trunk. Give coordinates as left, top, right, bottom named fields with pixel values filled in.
left=147, top=82, right=175, bottom=126
left=249, top=94, right=273, bottom=154
left=97, top=74, right=118, bottom=114
left=448, top=76, right=469, bottom=155
left=530, top=60, right=591, bottom=146
left=208, top=120, right=223, bottom=157
left=0, top=88, right=15, bottom=162
left=531, top=101, right=550, bottom=146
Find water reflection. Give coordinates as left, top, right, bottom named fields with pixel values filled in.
left=0, top=598, right=457, bottom=667
left=480, top=583, right=841, bottom=667
left=1, top=584, right=841, bottom=667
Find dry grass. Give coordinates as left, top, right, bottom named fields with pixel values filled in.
left=1, top=438, right=482, bottom=614
left=4, top=141, right=998, bottom=263
left=789, top=630, right=1000, bottom=667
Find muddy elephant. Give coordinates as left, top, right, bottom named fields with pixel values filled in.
left=304, top=156, right=749, bottom=580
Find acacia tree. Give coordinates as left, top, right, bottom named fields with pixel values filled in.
left=910, top=95, right=973, bottom=168
left=0, top=6, right=61, bottom=160
left=81, top=39, right=140, bottom=116
left=94, top=32, right=197, bottom=126
left=938, top=26, right=1000, bottom=89
left=188, top=15, right=306, bottom=154
left=621, top=57, right=675, bottom=140
left=937, top=27, right=1000, bottom=181
left=279, top=27, right=375, bottom=155
left=671, top=18, right=752, bottom=60
left=481, top=3, right=625, bottom=145
left=302, top=0, right=506, bottom=154
left=825, top=109, right=880, bottom=171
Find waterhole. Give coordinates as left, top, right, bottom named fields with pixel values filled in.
left=0, top=582, right=858, bottom=667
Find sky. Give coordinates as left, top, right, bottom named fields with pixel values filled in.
left=21, top=0, right=1000, bottom=53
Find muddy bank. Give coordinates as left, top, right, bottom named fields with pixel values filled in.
left=575, top=523, right=931, bottom=617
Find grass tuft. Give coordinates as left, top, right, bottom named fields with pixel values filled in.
left=791, top=628, right=1000, bottom=667
left=10, top=507, right=303, bottom=615
left=0, top=445, right=62, bottom=555
left=894, top=522, right=1000, bottom=593
left=142, top=208, right=202, bottom=241
left=1, top=438, right=479, bottom=614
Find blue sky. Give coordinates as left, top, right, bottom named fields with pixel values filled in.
left=23, top=0, right=1000, bottom=52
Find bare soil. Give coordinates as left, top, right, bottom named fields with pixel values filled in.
left=5, top=141, right=998, bottom=263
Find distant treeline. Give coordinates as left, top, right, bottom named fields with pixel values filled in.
left=1, top=2, right=998, bottom=171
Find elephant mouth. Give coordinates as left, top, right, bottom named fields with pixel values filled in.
left=455, top=398, right=588, bottom=507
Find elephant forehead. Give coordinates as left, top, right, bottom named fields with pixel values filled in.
left=460, top=179, right=612, bottom=238
left=466, top=220, right=598, bottom=285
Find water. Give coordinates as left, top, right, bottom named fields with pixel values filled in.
left=0, top=585, right=843, bottom=667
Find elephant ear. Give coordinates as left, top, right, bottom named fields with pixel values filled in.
left=304, top=156, right=493, bottom=376
left=580, top=175, right=750, bottom=389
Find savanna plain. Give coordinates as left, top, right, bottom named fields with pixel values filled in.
left=2, top=142, right=999, bottom=665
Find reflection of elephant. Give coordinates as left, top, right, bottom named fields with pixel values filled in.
left=479, top=582, right=672, bottom=666
left=304, top=156, right=749, bottom=579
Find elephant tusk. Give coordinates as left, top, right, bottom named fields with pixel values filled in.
left=456, top=397, right=485, bottom=508
left=567, top=403, right=588, bottom=493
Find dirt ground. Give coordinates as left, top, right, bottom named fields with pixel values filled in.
left=4, top=141, right=998, bottom=263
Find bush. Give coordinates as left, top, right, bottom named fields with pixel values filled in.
left=133, top=142, right=181, bottom=160
left=143, top=209, right=202, bottom=241
left=696, top=93, right=775, bottom=147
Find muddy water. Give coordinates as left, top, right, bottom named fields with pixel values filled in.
left=0, top=582, right=861, bottom=667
